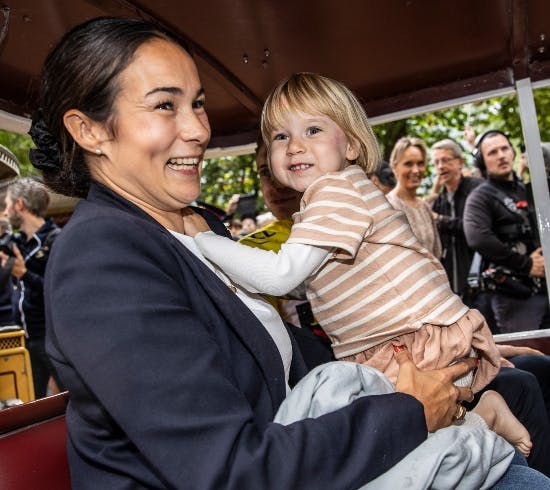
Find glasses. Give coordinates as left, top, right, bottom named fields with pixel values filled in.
left=433, top=157, right=458, bottom=166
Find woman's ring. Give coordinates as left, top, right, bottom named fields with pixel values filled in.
left=453, top=403, right=467, bottom=421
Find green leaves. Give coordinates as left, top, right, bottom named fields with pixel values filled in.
left=0, top=130, right=37, bottom=177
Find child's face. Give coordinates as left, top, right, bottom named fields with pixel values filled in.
left=268, top=110, right=358, bottom=192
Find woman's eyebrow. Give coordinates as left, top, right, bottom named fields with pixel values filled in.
left=145, top=87, right=205, bottom=98
left=145, top=86, right=182, bottom=97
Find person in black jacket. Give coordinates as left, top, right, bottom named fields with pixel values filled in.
left=431, top=139, right=484, bottom=298
left=463, top=130, right=549, bottom=333
left=0, top=178, right=60, bottom=398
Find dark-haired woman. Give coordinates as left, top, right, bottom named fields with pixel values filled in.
left=31, top=17, right=549, bottom=489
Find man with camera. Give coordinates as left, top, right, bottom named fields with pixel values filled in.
left=463, top=130, right=549, bottom=334
left=0, top=178, right=60, bottom=398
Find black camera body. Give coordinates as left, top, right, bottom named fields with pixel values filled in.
left=0, top=233, right=20, bottom=257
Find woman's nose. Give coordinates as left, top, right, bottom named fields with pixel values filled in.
left=178, top=111, right=211, bottom=145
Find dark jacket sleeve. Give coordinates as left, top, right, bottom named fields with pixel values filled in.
left=463, top=187, right=532, bottom=274
left=46, top=212, right=427, bottom=490
left=434, top=212, right=464, bottom=236
left=19, top=269, right=44, bottom=289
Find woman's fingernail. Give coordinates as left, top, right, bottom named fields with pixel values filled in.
left=393, top=345, right=406, bottom=353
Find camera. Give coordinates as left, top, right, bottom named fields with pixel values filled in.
left=481, top=265, right=534, bottom=299
left=0, top=233, right=19, bottom=257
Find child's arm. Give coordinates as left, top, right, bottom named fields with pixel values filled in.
left=194, top=231, right=329, bottom=295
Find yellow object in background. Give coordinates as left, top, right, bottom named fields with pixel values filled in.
left=0, top=328, right=35, bottom=403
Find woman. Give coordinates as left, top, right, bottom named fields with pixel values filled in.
left=30, top=17, right=546, bottom=489
left=387, top=136, right=442, bottom=258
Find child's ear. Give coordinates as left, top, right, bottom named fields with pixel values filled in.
left=346, top=140, right=360, bottom=161
left=63, top=109, right=109, bottom=155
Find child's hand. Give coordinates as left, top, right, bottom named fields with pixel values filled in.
left=182, top=209, right=211, bottom=237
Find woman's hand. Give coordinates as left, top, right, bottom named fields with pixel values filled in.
left=182, top=209, right=211, bottom=237
left=394, top=347, right=476, bottom=432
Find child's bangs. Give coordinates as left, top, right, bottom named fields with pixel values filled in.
left=263, top=77, right=333, bottom=137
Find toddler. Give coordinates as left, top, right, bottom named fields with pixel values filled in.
left=185, top=73, right=531, bottom=456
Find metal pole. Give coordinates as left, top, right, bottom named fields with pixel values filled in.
left=515, top=78, right=550, bottom=305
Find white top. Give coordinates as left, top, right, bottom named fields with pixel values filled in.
left=170, top=230, right=293, bottom=393
left=194, top=231, right=329, bottom=296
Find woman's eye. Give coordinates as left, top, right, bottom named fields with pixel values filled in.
left=306, top=126, right=322, bottom=136
left=155, top=100, right=174, bottom=111
left=193, top=98, right=206, bottom=110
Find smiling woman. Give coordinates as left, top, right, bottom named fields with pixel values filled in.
left=387, top=136, right=442, bottom=258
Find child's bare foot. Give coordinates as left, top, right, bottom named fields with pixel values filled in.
left=472, top=390, right=532, bottom=457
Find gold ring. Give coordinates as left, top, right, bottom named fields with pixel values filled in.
left=453, top=404, right=467, bottom=421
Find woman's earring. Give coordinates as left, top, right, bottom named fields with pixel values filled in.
left=95, top=148, right=102, bottom=155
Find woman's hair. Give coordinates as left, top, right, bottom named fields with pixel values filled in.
left=29, top=17, right=189, bottom=198
left=389, top=136, right=427, bottom=167
left=430, top=139, right=463, bottom=159
left=260, top=73, right=381, bottom=174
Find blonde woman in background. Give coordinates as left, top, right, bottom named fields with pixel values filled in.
left=387, top=136, right=442, bottom=258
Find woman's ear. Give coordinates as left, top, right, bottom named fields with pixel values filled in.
left=63, top=109, right=108, bottom=154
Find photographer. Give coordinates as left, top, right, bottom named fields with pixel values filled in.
left=463, top=131, right=549, bottom=334
left=0, top=178, right=60, bottom=398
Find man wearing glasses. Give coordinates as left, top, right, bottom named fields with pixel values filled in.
left=431, top=139, right=483, bottom=302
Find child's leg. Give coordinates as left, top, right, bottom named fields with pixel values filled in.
left=472, top=390, right=532, bottom=457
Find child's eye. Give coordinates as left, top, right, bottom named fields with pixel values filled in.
left=155, top=100, right=175, bottom=111
left=193, top=98, right=206, bottom=110
left=306, top=126, right=322, bottom=136
left=273, top=133, right=288, bottom=141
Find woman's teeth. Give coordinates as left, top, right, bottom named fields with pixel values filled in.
left=167, top=157, right=200, bottom=169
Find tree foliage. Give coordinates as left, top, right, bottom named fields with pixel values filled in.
left=199, top=153, right=262, bottom=213
left=0, top=130, right=37, bottom=176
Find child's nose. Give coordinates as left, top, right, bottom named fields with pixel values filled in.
left=287, top=136, right=305, bottom=155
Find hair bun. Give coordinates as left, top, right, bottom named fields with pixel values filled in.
left=28, top=110, right=63, bottom=172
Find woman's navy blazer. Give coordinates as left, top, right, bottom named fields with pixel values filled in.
left=44, top=181, right=427, bottom=489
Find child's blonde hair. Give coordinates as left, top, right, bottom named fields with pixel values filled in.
left=260, top=73, right=381, bottom=174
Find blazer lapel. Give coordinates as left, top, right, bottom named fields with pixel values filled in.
left=168, top=232, right=288, bottom=411
left=87, top=181, right=288, bottom=410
